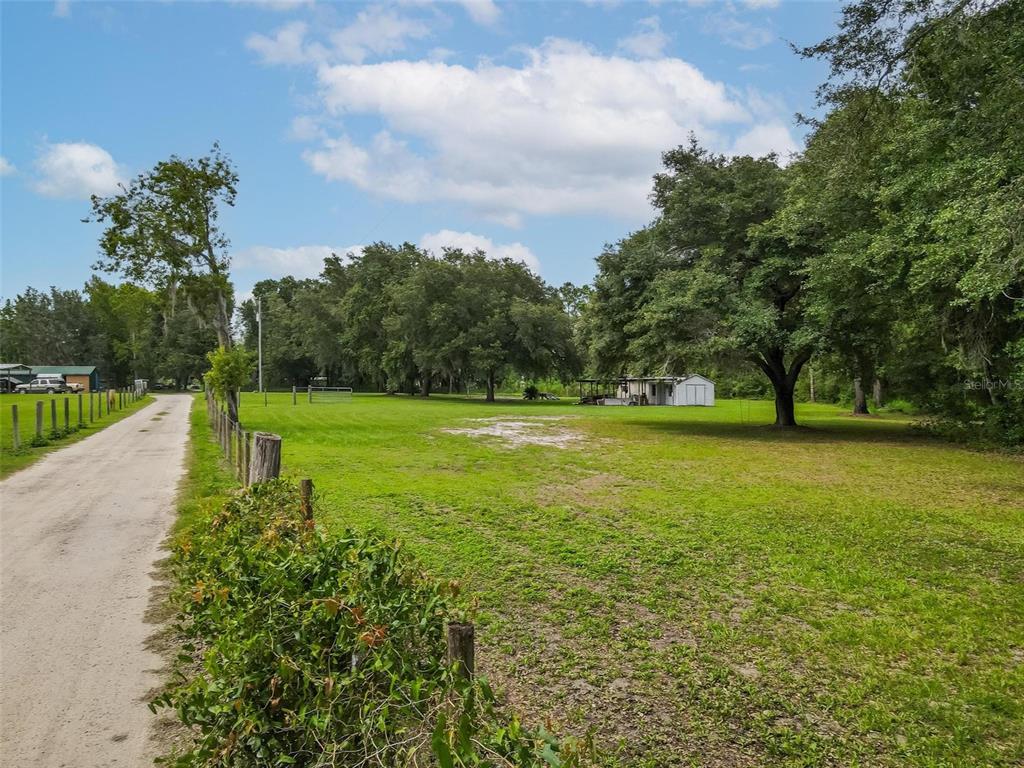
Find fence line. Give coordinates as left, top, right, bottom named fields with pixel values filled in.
left=201, top=389, right=475, bottom=675
left=5, top=386, right=146, bottom=451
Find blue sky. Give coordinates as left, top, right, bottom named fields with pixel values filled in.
left=1, top=0, right=840, bottom=302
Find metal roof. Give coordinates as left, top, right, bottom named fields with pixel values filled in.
left=30, top=365, right=98, bottom=375
left=578, top=374, right=714, bottom=382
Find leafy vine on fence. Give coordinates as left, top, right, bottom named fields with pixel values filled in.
left=156, top=479, right=593, bottom=767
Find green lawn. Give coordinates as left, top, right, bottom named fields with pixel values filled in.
left=230, top=392, right=1023, bottom=767
left=0, top=391, right=152, bottom=477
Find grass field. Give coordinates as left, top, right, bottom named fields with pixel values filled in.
left=228, top=392, right=1023, bottom=767
left=0, top=392, right=151, bottom=478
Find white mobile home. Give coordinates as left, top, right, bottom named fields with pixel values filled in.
left=578, top=375, right=715, bottom=406
left=618, top=375, right=715, bottom=406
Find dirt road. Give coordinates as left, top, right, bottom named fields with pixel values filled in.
left=1, top=394, right=192, bottom=767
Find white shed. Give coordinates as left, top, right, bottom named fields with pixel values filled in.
left=674, top=374, right=715, bottom=406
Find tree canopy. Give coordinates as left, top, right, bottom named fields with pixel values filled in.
left=238, top=246, right=580, bottom=401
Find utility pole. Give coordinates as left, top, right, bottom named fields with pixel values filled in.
left=257, top=296, right=263, bottom=394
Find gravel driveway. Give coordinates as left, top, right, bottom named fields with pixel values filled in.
left=1, top=393, right=192, bottom=767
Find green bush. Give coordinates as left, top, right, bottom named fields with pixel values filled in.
left=882, top=398, right=918, bottom=415
left=522, top=385, right=540, bottom=400
left=157, top=480, right=592, bottom=767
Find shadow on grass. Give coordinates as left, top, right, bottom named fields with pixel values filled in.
left=618, top=414, right=933, bottom=447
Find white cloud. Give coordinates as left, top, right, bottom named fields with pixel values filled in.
left=617, top=16, right=670, bottom=59
left=229, top=0, right=314, bottom=10
left=419, top=229, right=541, bottom=273
left=32, top=142, right=126, bottom=199
left=247, top=7, right=430, bottom=66
left=0, top=157, right=15, bottom=177
left=457, top=0, right=501, bottom=26
left=332, top=7, right=431, bottom=63
left=234, top=244, right=363, bottom=279
left=247, top=20, right=317, bottom=65
left=288, top=115, right=326, bottom=141
left=53, top=1, right=71, bottom=19
left=428, top=46, right=455, bottom=61
left=743, top=0, right=780, bottom=8
left=730, top=120, right=799, bottom=161
left=299, top=38, right=796, bottom=223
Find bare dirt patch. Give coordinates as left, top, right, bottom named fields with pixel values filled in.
left=441, top=415, right=585, bottom=449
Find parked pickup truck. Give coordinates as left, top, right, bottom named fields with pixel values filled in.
left=15, top=376, right=71, bottom=394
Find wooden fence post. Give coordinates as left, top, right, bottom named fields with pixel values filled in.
left=292, top=385, right=297, bottom=405
left=78, top=393, right=83, bottom=426
left=300, top=478, right=314, bottom=521
left=227, top=417, right=234, bottom=463
left=50, top=399, right=57, bottom=433
left=64, top=398, right=70, bottom=430
left=11, top=405, right=20, bottom=450
left=243, top=431, right=252, bottom=487
left=35, top=401, right=43, bottom=439
left=236, top=424, right=244, bottom=481
left=447, top=623, right=475, bottom=679
left=249, top=432, right=282, bottom=484
left=307, top=385, right=312, bottom=404
left=89, top=391, right=94, bottom=422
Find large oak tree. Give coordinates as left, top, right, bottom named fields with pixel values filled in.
left=587, top=140, right=817, bottom=426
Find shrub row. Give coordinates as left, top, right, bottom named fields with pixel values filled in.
left=157, top=479, right=592, bottom=767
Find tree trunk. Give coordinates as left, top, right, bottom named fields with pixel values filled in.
left=754, top=348, right=810, bottom=428
left=212, top=287, right=239, bottom=422
left=448, top=375, right=454, bottom=394
left=852, top=378, right=869, bottom=415
left=773, top=378, right=797, bottom=427
left=420, top=374, right=431, bottom=397
left=485, top=371, right=496, bottom=402
left=808, top=364, right=816, bottom=403
left=872, top=378, right=882, bottom=409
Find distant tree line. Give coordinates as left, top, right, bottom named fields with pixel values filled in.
left=0, top=278, right=216, bottom=388
left=238, top=244, right=581, bottom=401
